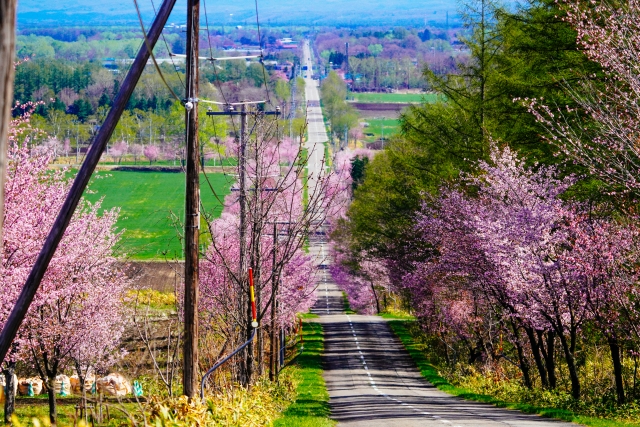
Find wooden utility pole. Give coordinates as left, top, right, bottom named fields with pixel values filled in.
left=183, top=0, right=200, bottom=399
left=0, top=0, right=177, bottom=368
left=0, top=0, right=18, bottom=243
left=239, top=104, right=250, bottom=384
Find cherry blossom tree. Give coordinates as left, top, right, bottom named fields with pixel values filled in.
left=0, top=110, right=130, bottom=424
left=197, top=112, right=338, bottom=387
left=559, top=214, right=640, bottom=403
left=407, top=144, right=640, bottom=398
left=63, top=138, right=71, bottom=158
left=130, top=143, right=144, bottom=164
left=528, top=0, right=640, bottom=194
left=110, top=140, right=128, bottom=164
left=144, top=144, right=160, bottom=164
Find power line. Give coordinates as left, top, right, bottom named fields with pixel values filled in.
left=133, top=0, right=182, bottom=103
left=200, top=0, right=240, bottom=137
left=149, top=0, right=186, bottom=90
left=254, top=0, right=273, bottom=106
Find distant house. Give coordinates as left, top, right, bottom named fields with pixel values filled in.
left=273, top=60, right=293, bottom=72
left=263, top=60, right=278, bottom=68
left=164, top=23, right=187, bottom=29
left=276, top=38, right=298, bottom=49
left=452, top=40, right=466, bottom=50
left=102, top=58, right=118, bottom=72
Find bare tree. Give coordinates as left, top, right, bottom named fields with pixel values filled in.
left=197, top=109, right=340, bottom=389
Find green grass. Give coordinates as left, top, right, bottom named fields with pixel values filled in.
left=362, top=118, right=401, bottom=142
left=274, top=322, right=334, bottom=427
left=2, top=398, right=137, bottom=426
left=387, top=320, right=640, bottom=427
left=300, top=312, right=320, bottom=319
left=349, top=92, right=438, bottom=104
left=342, top=292, right=355, bottom=314
left=82, top=170, right=231, bottom=260
left=324, top=142, right=331, bottom=170
left=379, top=310, right=415, bottom=320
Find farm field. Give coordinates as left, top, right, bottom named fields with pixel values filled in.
left=362, top=117, right=402, bottom=143
left=350, top=92, right=438, bottom=103
left=82, top=171, right=231, bottom=260
left=1, top=399, right=135, bottom=426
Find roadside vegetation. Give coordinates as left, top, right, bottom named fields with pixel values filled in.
left=389, top=321, right=640, bottom=427
left=274, top=322, right=334, bottom=427
left=326, top=0, right=640, bottom=424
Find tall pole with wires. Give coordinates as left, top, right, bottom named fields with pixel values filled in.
left=183, top=0, right=200, bottom=399
left=269, top=221, right=278, bottom=380
left=238, top=103, right=250, bottom=384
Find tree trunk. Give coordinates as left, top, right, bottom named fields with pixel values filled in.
left=557, top=330, right=580, bottom=399
left=0, top=0, right=17, bottom=243
left=269, top=283, right=278, bottom=381
left=246, top=304, right=255, bottom=387
left=515, top=340, right=532, bottom=389
left=257, top=322, right=264, bottom=377
left=525, top=327, right=548, bottom=389
left=47, top=376, right=57, bottom=426
left=509, top=322, right=532, bottom=389
left=3, top=361, right=16, bottom=424
left=538, top=330, right=556, bottom=389
left=608, top=337, right=625, bottom=404
left=370, top=281, right=381, bottom=314
left=74, top=361, right=88, bottom=422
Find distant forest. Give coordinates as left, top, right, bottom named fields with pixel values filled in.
left=11, top=23, right=461, bottom=161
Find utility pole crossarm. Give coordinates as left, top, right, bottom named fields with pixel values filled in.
left=203, top=100, right=268, bottom=107
left=207, top=110, right=281, bottom=116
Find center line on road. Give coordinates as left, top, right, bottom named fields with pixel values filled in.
left=344, top=314, right=459, bottom=425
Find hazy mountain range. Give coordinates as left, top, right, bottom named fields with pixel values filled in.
left=17, top=0, right=459, bottom=27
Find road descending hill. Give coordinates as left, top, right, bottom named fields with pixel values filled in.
left=303, top=40, right=581, bottom=427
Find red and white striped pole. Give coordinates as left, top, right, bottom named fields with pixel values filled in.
left=249, top=268, right=258, bottom=328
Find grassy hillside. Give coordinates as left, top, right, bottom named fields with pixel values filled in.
left=82, top=170, right=231, bottom=260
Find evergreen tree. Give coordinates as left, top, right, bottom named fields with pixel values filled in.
left=343, top=0, right=600, bottom=261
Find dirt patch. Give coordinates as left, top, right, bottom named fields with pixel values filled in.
left=123, top=261, right=183, bottom=293
left=350, top=102, right=410, bottom=118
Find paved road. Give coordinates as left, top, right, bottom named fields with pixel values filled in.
left=303, top=43, right=575, bottom=427
left=309, top=274, right=580, bottom=427
left=302, top=40, right=579, bottom=427
left=301, top=41, right=329, bottom=195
